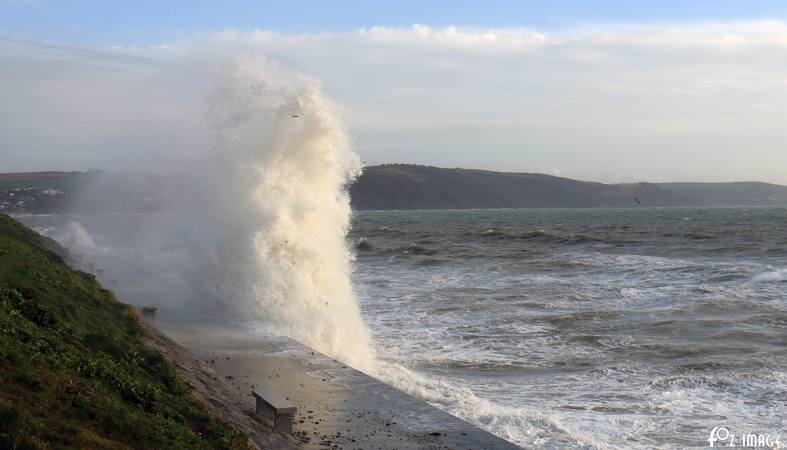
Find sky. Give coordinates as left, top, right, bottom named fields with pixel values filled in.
left=3, top=1, right=787, bottom=183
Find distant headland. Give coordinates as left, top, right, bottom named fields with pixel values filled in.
left=2, top=165, right=787, bottom=213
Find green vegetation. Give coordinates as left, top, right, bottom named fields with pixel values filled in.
left=0, top=214, right=249, bottom=449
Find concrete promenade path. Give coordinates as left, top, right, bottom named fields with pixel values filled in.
left=157, top=322, right=522, bottom=450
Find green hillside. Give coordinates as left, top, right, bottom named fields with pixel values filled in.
left=0, top=214, right=250, bottom=449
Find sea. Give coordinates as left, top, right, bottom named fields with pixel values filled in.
left=349, top=207, right=786, bottom=448
left=19, top=207, right=787, bottom=449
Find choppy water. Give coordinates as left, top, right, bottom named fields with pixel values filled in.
left=349, top=208, right=786, bottom=448
left=19, top=207, right=786, bottom=448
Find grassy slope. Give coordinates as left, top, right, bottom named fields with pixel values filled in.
left=0, top=214, right=250, bottom=449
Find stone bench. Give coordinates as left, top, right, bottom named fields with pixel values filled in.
left=252, top=388, right=297, bottom=434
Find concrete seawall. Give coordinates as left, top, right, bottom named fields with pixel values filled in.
left=154, top=322, right=521, bottom=450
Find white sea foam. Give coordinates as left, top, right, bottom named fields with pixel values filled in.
left=753, top=267, right=787, bottom=283
left=618, top=287, right=641, bottom=298
left=204, top=56, right=376, bottom=372
left=375, top=361, right=606, bottom=449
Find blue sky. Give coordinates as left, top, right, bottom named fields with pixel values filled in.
left=3, top=0, right=787, bottom=45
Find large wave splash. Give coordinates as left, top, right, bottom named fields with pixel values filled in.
left=205, top=58, right=589, bottom=446
left=204, top=57, right=585, bottom=446
left=207, top=56, right=376, bottom=372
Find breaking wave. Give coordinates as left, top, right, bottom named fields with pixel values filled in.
left=205, top=56, right=376, bottom=372
left=752, top=267, right=787, bottom=283
left=377, top=362, right=604, bottom=449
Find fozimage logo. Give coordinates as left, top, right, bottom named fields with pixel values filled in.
left=707, top=427, right=782, bottom=448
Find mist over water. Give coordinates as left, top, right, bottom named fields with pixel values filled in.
left=62, top=222, right=96, bottom=249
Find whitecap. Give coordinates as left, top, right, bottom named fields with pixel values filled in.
left=753, top=268, right=787, bottom=283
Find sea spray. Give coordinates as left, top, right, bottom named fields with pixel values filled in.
left=207, top=56, right=376, bottom=372
left=63, top=222, right=96, bottom=249
left=21, top=54, right=572, bottom=445
left=206, top=57, right=564, bottom=441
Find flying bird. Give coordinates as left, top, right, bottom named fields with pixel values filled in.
left=633, top=196, right=642, bottom=205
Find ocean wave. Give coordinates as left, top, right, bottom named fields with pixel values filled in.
left=547, top=311, right=622, bottom=329
left=353, top=240, right=442, bottom=259
left=404, top=242, right=437, bottom=255
left=651, top=374, right=732, bottom=391
left=376, top=362, right=608, bottom=449
left=377, top=225, right=404, bottom=233
left=659, top=232, right=718, bottom=241
left=481, top=228, right=506, bottom=237
left=618, top=287, right=641, bottom=298
left=476, top=228, right=633, bottom=248
left=752, top=267, right=787, bottom=283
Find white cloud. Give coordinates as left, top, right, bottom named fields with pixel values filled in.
left=358, top=25, right=548, bottom=50
left=3, top=22, right=787, bottom=183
